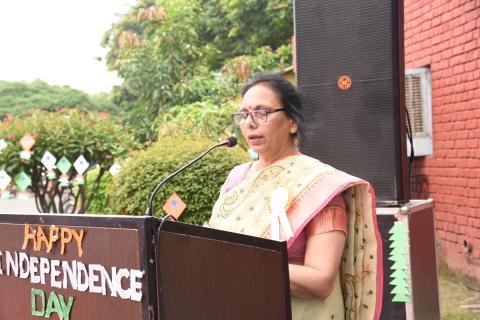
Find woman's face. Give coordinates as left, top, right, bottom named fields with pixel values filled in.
left=239, top=84, right=297, bottom=160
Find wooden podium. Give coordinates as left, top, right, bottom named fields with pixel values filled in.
left=155, top=220, right=292, bottom=320
left=0, top=214, right=291, bottom=319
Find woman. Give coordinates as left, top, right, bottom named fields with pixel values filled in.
left=209, top=73, right=383, bottom=320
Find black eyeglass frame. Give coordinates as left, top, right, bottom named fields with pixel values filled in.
left=231, top=108, right=285, bottom=125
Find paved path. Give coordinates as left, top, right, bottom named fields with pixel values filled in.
left=0, top=194, right=38, bottom=214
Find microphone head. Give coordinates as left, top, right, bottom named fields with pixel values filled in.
left=225, top=136, right=237, bottom=147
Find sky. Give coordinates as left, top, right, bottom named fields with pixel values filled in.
left=0, top=1, right=137, bottom=94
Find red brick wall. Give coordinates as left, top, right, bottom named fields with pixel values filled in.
left=404, top=0, right=480, bottom=280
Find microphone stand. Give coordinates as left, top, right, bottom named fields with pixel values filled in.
left=145, top=139, right=234, bottom=216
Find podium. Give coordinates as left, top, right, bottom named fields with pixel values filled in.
left=0, top=213, right=291, bottom=319
left=156, top=220, right=291, bottom=320
left=376, top=199, right=440, bottom=320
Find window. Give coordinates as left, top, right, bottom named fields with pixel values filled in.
left=405, top=67, right=433, bottom=156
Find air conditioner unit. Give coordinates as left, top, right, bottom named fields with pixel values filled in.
left=405, top=68, right=433, bottom=157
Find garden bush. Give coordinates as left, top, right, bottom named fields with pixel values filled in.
left=107, top=135, right=248, bottom=225
left=85, top=167, right=113, bottom=214
left=0, top=110, right=135, bottom=213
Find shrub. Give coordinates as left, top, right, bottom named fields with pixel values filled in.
left=107, top=135, right=248, bottom=225
left=0, top=110, right=135, bottom=213
left=85, top=167, right=113, bottom=214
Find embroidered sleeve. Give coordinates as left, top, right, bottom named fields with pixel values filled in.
left=305, top=194, right=347, bottom=237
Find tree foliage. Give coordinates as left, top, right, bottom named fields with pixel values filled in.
left=0, top=80, right=116, bottom=118
left=0, top=110, right=135, bottom=213
left=102, top=0, right=293, bottom=142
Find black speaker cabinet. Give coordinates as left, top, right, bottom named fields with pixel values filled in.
left=295, top=0, right=409, bottom=204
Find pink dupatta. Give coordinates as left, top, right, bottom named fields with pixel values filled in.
left=218, top=160, right=383, bottom=320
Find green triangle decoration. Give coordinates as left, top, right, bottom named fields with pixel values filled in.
left=388, top=253, right=409, bottom=262
left=389, top=277, right=410, bottom=287
left=388, top=222, right=407, bottom=234
left=388, top=221, right=412, bottom=303
left=389, top=231, right=408, bottom=242
left=389, top=244, right=409, bottom=255
left=391, top=259, right=409, bottom=270
left=390, top=269, right=410, bottom=280
left=392, top=294, right=412, bottom=303
left=391, top=284, right=411, bottom=295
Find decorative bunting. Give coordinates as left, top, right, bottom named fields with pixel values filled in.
left=41, top=151, right=57, bottom=170
left=74, top=175, right=85, bottom=185
left=388, top=221, right=412, bottom=303
left=0, top=170, right=11, bottom=190
left=0, top=138, right=7, bottom=152
left=14, top=172, right=32, bottom=190
left=56, top=157, right=72, bottom=187
left=0, top=191, right=12, bottom=199
left=41, top=151, right=57, bottom=179
left=47, top=169, right=57, bottom=180
left=162, top=192, right=187, bottom=219
left=19, top=150, right=32, bottom=160
left=58, top=174, right=70, bottom=187
left=20, top=133, right=35, bottom=150
left=0, top=168, right=12, bottom=198
left=109, top=163, right=121, bottom=176
left=73, top=155, right=89, bottom=175
left=73, top=155, right=89, bottom=185
left=57, top=156, right=72, bottom=174
left=19, top=133, right=36, bottom=160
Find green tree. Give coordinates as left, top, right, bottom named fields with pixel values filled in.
left=0, top=80, right=116, bottom=117
left=0, top=110, right=135, bottom=213
left=101, top=0, right=293, bottom=142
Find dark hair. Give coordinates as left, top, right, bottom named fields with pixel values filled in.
left=241, top=72, right=304, bottom=134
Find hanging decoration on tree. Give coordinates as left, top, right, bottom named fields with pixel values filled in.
left=162, top=192, right=187, bottom=220
left=41, top=151, right=57, bottom=180
left=73, top=155, right=89, bottom=185
left=388, top=221, right=412, bottom=303
left=13, top=171, right=32, bottom=200
left=19, top=133, right=36, bottom=160
left=56, top=156, right=72, bottom=187
left=0, top=170, right=12, bottom=198
left=0, top=138, right=7, bottom=152
left=109, top=162, right=121, bottom=176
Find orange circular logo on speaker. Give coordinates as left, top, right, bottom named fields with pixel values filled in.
left=337, top=75, right=352, bottom=90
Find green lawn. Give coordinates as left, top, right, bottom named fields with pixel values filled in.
left=438, top=266, right=480, bottom=320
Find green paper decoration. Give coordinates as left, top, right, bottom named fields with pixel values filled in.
left=389, top=244, right=409, bottom=255
left=390, top=269, right=409, bottom=279
left=57, top=156, right=72, bottom=174
left=391, top=258, right=409, bottom=270
left=392, top=294, right=411, bottom=303
left=14, top=172, right=32, bottom=190
left=389, top=231, right=408, bottom=241
left=389, top=277, right=409, bottom=287
left=388, top=221, right=412, bottom=303
left=391, top=284, right=411, bottom=295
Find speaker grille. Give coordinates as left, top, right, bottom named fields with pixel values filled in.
left=295, top=0, right=407, bottom=202
left=295, top=0, right=396, bottom=83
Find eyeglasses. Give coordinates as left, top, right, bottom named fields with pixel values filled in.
left=232, top=108, right=285, bottom=125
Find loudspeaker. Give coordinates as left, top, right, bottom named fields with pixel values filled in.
left=295, top=0, right=409, bottom=204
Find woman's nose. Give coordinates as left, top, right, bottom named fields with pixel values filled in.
left=245, top=115, right=258, bottom=127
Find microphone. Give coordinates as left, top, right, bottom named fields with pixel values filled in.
left=145, top=137, right=237, bottom=216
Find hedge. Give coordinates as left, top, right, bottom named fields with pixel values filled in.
left=107, top=136, right=248, bottom=225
